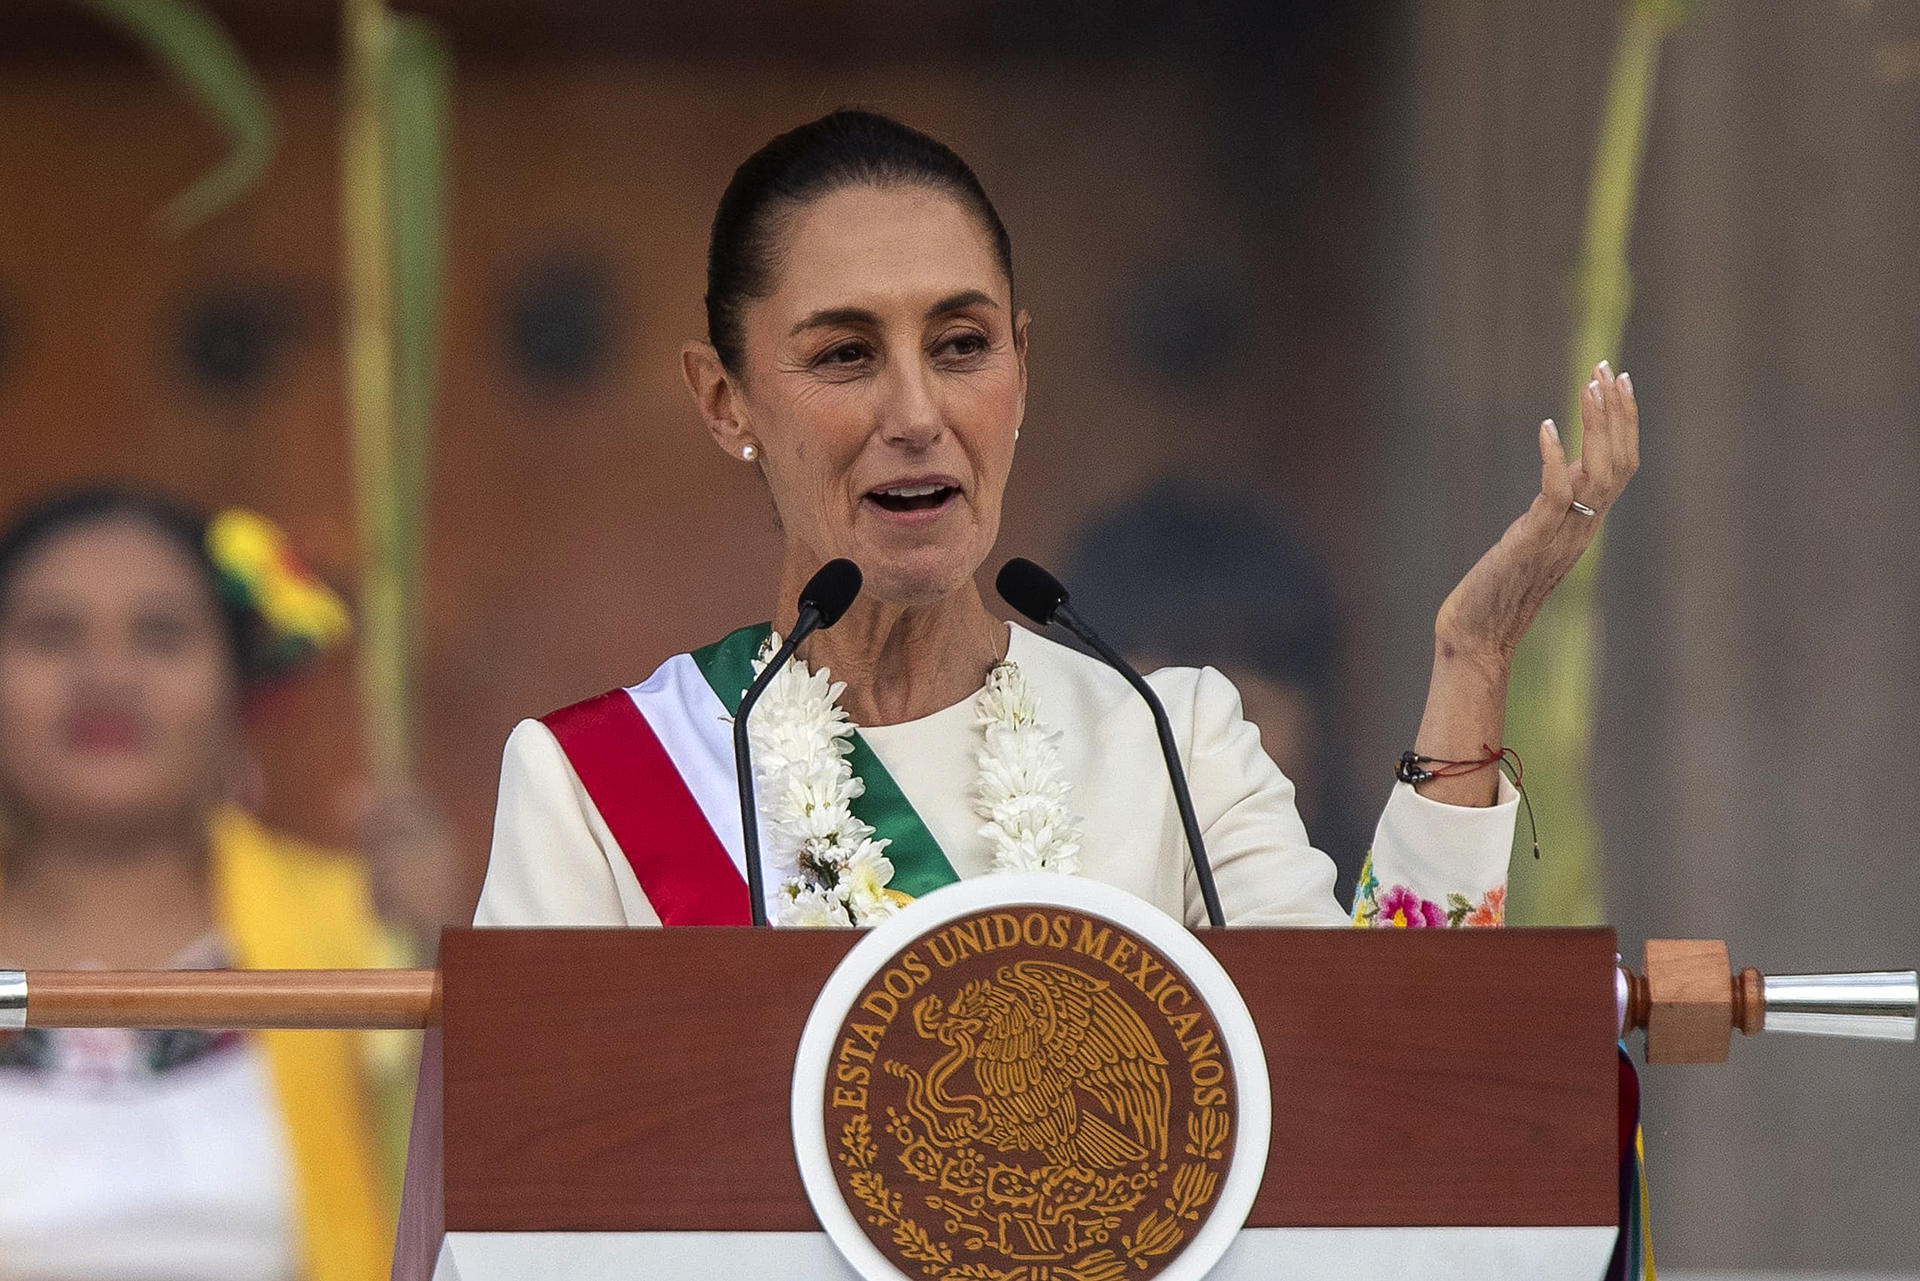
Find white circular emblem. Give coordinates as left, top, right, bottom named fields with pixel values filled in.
left=792, top=873, right=1271, bottom=1281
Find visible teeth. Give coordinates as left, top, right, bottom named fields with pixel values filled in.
left=879, top=484, right=944, bottom=498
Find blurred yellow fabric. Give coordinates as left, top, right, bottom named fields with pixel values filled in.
left=211, top=804, right=396, bottom=1281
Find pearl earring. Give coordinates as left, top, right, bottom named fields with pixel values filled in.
left=741, top=444, right=758, bottom=461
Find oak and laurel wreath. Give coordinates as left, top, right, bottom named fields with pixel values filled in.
left=837, top=1107, right=1229, bottom=1280
left=1118, top=1108, right=1229, bottom=1271
left=840, top=1113, right=955, bottom=1268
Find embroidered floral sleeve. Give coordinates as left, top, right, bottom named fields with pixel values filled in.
left=1350, top=851, right=1506, bottom=928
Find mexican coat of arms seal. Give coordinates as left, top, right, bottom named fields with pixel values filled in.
left=793, top=873, right=1269, bottom=1281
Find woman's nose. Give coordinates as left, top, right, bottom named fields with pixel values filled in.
left=76, top=637, right=143, bottom=690
left=876, top=357, right=944, bottom=448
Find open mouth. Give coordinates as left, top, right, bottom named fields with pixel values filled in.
left=866, top=482, right=960, bottom=514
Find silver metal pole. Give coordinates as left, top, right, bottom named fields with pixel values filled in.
left=1762, top=971, right=1918, bottom=1041
left=0, top=971, right=25, bottom=1030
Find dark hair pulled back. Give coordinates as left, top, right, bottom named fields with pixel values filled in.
left=705, top=108, right=1014, bottom=373
left=0, top=486, right=256, bottom=681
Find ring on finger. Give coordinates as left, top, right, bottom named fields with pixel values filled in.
left=1570, top=500, right=1597, bottom=517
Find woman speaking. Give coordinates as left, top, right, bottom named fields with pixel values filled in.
left=475, top=110, right=1639, bottom=931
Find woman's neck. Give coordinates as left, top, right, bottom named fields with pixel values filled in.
left=0, top=814, right=216, bottom=969
left=774, top=579, right=1007, bottom=727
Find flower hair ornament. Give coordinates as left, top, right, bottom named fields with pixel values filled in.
left=205, top=509, right=351, bottom=678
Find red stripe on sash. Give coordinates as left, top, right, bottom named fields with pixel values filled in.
left=540, top=689, right=750, bottom=926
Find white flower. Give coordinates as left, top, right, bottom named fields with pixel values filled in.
left=983, top=825, right=1081, bottom=872
left=778, top=884, right=853, bottom=928
left=842, top=842, right=900, bottom=924
left=976, top=660, right=1040, bottom=729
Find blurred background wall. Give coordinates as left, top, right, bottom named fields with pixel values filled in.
left=1, top=0, right=1914, bottom=1271
left=0, top=0, right=1389, bottom=875
left=1389, top=1, right=1920, bottom=1271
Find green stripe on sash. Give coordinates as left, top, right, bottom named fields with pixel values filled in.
left=691, top=624, right=961, bottom=900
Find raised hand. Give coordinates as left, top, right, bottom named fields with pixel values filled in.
left=342, top=779, right=468, bottom=946
left=1434, top=360, right=1641, bottom=667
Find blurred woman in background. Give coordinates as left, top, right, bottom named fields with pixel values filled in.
left=1064, top=476, right=1371, bottom=897
left=0, top=488, right=459, bottom=1281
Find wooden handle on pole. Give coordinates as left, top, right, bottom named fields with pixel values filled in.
left=1619, top=942, right=1916, bottom=1060
left=13, top=945, right=1909, bottom=1050
left=1617, top=943, right=1774, bottom=1059
left=19, top=969, right=440, bottom=1030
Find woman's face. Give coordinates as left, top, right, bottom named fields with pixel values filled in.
left=0, top=519, right=238, bottom=835
left=711, top=184, right=1028, bottom=605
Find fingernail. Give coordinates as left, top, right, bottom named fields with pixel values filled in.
left=1598, top=360, right=1611, bottom=376
left=1544, top=418, right=1559, bottom=442
left=1619, top=371, right=1631, bottom=391
left=1588, top=379, right=1601, bottom=397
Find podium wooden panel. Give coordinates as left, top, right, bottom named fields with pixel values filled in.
left=395, top=926, right=1619, bottom=1278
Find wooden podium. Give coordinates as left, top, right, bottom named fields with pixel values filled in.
left=12, top=919, right=1904, bottom=1277
left=393, top=925, right=1622, bottom=1280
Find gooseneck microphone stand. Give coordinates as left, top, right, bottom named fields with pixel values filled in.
left=995, top=557, right=1227, bottom=928
left=733, top=559, right=863, bottom=927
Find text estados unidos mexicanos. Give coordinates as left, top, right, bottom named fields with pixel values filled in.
left=829, top=910, right=1228, bottom=1111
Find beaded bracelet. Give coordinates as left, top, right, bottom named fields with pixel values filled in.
left=1396, top=745, right=1541, bottom=859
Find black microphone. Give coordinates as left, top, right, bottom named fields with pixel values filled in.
left=996, top=557, right=1226, bottom=928
left=734, top=559, right=863, bottom=926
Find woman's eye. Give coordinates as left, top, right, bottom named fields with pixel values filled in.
left=938, top=332, right=989, bottom=359
left=9, top=613, right=82, bottom=654
left=818, top=341, right=870, bottom=367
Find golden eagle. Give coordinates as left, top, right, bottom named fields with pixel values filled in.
left=905, top=959, right=1172, bottom=1170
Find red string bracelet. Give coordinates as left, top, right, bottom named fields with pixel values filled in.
left=1395, top=745, right=1541, bottom=859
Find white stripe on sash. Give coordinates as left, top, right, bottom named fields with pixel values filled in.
left=624, top=654, right=768, bottom=906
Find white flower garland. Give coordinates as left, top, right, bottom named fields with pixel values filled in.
left=746, top=637, right=1080, bottom=926
left=746, top=636, right=895, bottom=928
left=973, top=660, right=1082, bottom=875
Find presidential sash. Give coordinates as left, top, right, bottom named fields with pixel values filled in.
left=541, top=624, right=961, bottom=924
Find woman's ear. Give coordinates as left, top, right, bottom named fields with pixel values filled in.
left=1013, top=308, right=1032, bottom=406
left=680, top=340, right=757, bottom=459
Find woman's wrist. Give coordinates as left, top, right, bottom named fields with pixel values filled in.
left=1432, top=629, right=1513, bottom=689
left=1408, top=635, right=1513, bottom=808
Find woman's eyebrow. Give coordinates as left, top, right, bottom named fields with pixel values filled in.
left=924, top=289, right=998, bottom=319
left=790, top=306, right=879, bottom=336
left=789, top=291, right=1000, bottom=336
left=5, top=587, right=81, bottom=613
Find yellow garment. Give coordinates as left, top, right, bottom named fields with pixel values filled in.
left=1639, top=1126, right=1657, bottom=1278
left=211, top=804, right=392, bottom=1281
